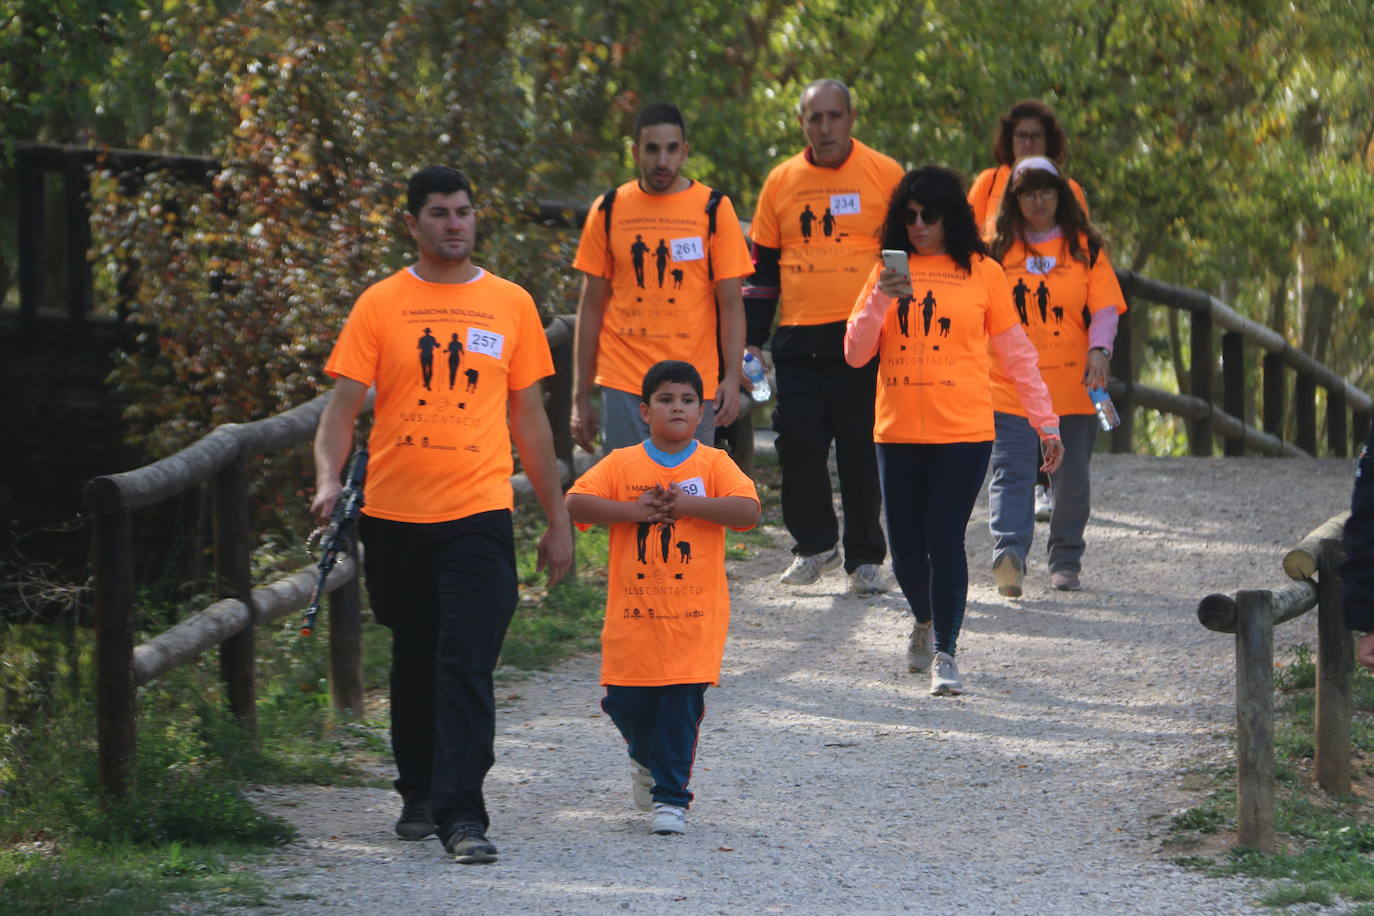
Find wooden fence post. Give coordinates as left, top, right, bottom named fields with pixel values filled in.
left=1190, top=308, right=1213, bottom=456
left=1295, top=372, right=1317, bottom=455
left=1110, top=292, right=1134, bottom=454
left=1327, top=390, right=1348, bottom=459
left=1235, top=589, right=1276, bottom=853
left=1263, top=353, right=1285, bottom=442
left=93, top=507, right=136, bottom=798
left=1314, top=538, right=1352, bottom=795
left=16, top=146, right=45, bottom=332
left=1222, top=331, right=1245, bottom=457
left=328, top=527, right=365, bottom=718
left=214, top=454, right=257, bottom=733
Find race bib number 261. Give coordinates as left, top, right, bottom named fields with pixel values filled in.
left=672, top=237, right=705, bottom=262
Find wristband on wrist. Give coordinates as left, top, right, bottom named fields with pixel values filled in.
left=1039, top=426, right=1060, bottom=438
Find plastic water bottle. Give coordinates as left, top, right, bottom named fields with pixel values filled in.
left=1089, top=387, right=1120, bottom=431
left=742, top=350, right=771, bottom=403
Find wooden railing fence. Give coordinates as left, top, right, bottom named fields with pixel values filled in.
left=1195, top=513, right=1353, bottom=852
left=84, top=316, right=580, bottom=798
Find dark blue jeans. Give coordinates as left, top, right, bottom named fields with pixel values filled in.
left=359, top=510, right=517, bottom=842
left=877, top=441, right=993, bottom=656
left=601, top=683, right=708, bottom=809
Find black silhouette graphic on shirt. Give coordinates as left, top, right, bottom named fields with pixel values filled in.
left=1012, top=278, right=1031, bottom=325
left=631, top=234, right=650, bottom=288
left=920, top=290, right=938, bottom=336
left=633, top=520, right=691, bottom=566
left=1051, top=305, right=1064, bottom=325
left=636, top=522, right=651, bottom=563
left=821, top=206, right=835, bottom=237
left=676, top=540, right=692, bottom=563
left=671, top=268, right=684, bottom=288
left=1035, top=280, right=1050, bottom=324
left=418, top=328, right=440, bottom=389
left=446, top=333, right=464, bottom=389
left=464, top=367, right=479, bottom=392
left=654, top=238, right=669, bottom=288
left=799, top=204, right=816, bottom=241
left=658, top=520, right=676, bottom=562
left=896, top=296, right=912, bottom=337
left=937, top=316, right=951, bottom=337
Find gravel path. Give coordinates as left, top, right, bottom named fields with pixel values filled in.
left=242, top=454, right=1355, bottom=914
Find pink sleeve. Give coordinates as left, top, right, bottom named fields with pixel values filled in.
left=844, top=284, right=891, bottom=367
left=1087, top=305, right=1119, bottom=354
left=988, top=325, right=1059, bottom=434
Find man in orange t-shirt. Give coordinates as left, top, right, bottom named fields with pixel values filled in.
left=310, top=166, right=571, bottom=864
left=747, top=79, right=904, bottom=595
left=571, top=101, right=753, bottom=454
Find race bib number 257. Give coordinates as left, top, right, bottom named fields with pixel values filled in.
left=466, top=327, right=505, bottom=359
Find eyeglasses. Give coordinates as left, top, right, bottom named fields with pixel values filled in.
left=1013, top=130, right=1046, bottom=143
left=903, top=207, right=942, bottom=226
left=1017, top=188, right=1058, bottom=203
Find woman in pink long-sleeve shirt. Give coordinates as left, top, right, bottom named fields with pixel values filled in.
left=844, top=165, right=1062, bottom=697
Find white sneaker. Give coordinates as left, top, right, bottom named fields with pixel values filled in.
left=993, top=552, right=1024, bottom=598
left=631, top=762, right=653, bottom=811
left=651, top=803, right=686, bottom=835
left=1034, top=484, right=1054, bottom=522
left=907, top=620, right=934, bottom=673
left=930, top=651, right=963, bottom=696
left=780, top=547, right=842, bottom=585
left=849, top=563, right=889, bottom=596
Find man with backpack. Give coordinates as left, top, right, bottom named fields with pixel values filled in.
left=571, top=101, right=753, bottom=453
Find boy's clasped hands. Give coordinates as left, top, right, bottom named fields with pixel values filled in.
left=635, top=482, right=689, bottom=523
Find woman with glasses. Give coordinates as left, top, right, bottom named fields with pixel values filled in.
left=985, top=156, right=1126, bottom=597
left=844, top=165, right=1063, bottom=697
left=968, top=99, right=1090, bottom=524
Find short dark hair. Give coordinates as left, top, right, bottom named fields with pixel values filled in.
left=991, top=99, right=1069, bottom=166
left=634, top=102, right=686, bottom=142
left=878, top=165, right=987, bottom=274
left=800, top=79, right=852, bottom=116
left=641, top=360, right=703, bottom=403
left=406, top=166, right=475, bottom=216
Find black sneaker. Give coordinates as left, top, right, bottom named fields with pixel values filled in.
left=395, top=801, right=435, bottom=840
left=445, top=823, right=498, bottom=864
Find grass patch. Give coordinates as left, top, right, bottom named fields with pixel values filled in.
left=1167, top=643, right=1374, bottom=911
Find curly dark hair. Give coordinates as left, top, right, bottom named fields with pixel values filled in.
left=878, top=165, right=987, bottom=274
left=990, top=99, right=1068, bottom=167
left=988, top=166, right=1107, bottom=266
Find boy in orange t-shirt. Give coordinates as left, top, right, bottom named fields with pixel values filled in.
left=566, top=360, right=759, bottom=836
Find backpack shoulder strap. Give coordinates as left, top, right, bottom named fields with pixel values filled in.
left=705, top=187, right=726, bottom=281
left=598, top=187, right=617, bottom=236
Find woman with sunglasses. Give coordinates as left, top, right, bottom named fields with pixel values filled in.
left=844, top=165, right=1063, bottom=696
left=985, top=156, right=1126, bottom=596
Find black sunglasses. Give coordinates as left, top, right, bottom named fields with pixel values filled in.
left=903, top=207, right=942, bottom=226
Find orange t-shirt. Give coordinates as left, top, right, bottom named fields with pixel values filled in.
left=567, top=443, right=759, bottom=687
left=967, top=165, right=1089, bottom=242
left=571, top=180, right=753, bottom=399
left=750, top=139, right=904, bottom=326
left=849, top=253, right=1020, bottom=443
left=325, top=267, right=554, bottom=523
left=989, top=235, right=1127, bottom=417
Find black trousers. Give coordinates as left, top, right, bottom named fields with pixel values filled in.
left=772, top=354, right=886, bottom=571
left=359, top=510, right=517, bottom=841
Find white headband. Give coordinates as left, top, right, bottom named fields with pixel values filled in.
left=1011, top=155, right=1059, bottom=182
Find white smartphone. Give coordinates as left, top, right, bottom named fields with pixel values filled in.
left=881, top=249, right=910, bottom=277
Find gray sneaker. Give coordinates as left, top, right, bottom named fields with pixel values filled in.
left=631, top=762, right=653, bottom=811
left=930, top=651, right=963, bottom=696
left=993, top=552, right=1024, bottom=598
left=906, top=620, right=934, bottom=673
left=445, top=823, right=498, bottom=863
left=651, top=803, right=687, bottom=835
left=780, top=547, right=842, bottom=585
left=849, top=563, right=889, bottom=596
